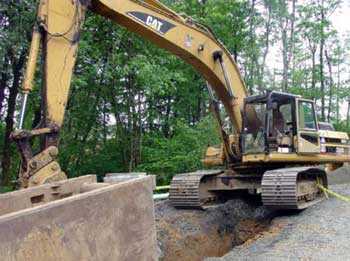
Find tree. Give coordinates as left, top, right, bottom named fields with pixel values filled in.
left=0, top=0, right=348, bottom=189
left=0, top=0, right=35, bottom=186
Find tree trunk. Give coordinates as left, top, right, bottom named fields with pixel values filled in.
left=0, top=53, right=10, bottom=116
left=247, top=0, right=256, bottom=92
left=163, top=96, right=172, bottom=138
left=1, top=50, right=26, bottom=186
left=347, top=99, right=350, bottom=130
left=258, top=2, right=272, bottom=92
left=196, top=92, right=202, bottom=123
left=279, top=0, right=294, bottom=92
left=325, top=50, right=333, bottom=122
left=311, top=47, right=317, bottom=94
left=282, top=40, right=289, bottom=91
left=289, top=0, right=296, bottom=88
left=127, top=73, right=136, bottom=172
left=336, top=47, right=341, bottom=123
left=137, top=89, right=143, bottom=166
left=319, top=0, right=326, bottom=121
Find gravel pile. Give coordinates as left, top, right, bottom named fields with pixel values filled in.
left=207, top=172, right=350, bottom=261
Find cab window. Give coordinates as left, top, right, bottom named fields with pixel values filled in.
left=279, top=104, right=292, bottom=123
left=298, top=101, right=316, bottom=130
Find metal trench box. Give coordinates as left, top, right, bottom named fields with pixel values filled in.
left=0, top=175, right=157, bottom=261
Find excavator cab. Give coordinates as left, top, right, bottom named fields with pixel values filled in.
left=241, top=91, right=320, bottom=155
left=177, top=90, right=330, bottom=210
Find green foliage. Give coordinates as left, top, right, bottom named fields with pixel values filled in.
left=137, top=116, right=220, bottom=185
left=0, top=0, right=349, bottom=187
left=334, top=121, right=350, bottom=134
left=0, top=185, right=13, bottom=193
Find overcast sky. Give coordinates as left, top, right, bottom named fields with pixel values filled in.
left=333, top=1, right=350, bottom=35
left=330, top=1, right=349, bottom=119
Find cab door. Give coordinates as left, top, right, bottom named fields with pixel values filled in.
left=296, top=99, right=321, bottom=154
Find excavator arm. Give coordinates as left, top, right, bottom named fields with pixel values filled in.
left=13, top=0, right=249, bottom=188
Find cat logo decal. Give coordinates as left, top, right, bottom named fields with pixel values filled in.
left=127, top=11, right=176, bottom=35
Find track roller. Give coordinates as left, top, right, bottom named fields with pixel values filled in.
left=262, top=167, right=328, bottom=210
left=169, top=170, right=223, bottom=209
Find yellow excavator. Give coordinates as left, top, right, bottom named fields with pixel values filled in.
left=12, top=0, right=350, bottom=210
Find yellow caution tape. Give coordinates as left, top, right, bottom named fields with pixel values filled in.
left=154, top=185, right=170, bottom=191
left=316, top=183, right=350, bottom=203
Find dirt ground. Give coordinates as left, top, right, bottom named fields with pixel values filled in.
left=156, top=165, right=350, bottom=261
left=207, top=183, right=350, bottom=261
left=327, top=164, right=350, bottom=185
left=207, top=165, right=350, bottom=261
left=155, top=195, right=274, bottom=261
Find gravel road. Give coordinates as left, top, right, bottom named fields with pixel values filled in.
left=207, top=167, right=350, bottom=261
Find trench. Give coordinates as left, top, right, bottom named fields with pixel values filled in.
left=155, top=193, right=277, bottom=261
left=155, top=166, right=350, bottom=260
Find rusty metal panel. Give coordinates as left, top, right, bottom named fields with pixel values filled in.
left=0, top=175, right=97, bottom=216
left=0, top=176, right=157, bottom=261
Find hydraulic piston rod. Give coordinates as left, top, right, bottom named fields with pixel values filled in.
left=213, top=51, right=235, bottom=98
left=18, top=27, right=41, bottom=129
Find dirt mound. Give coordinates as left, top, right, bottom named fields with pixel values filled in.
left=155, top=196, right=274, bottom=261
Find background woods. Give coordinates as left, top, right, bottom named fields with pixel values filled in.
left=0, top=0, right=349, bottom=189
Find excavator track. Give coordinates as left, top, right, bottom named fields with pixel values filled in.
left=262, top=167, right=328, bottom=210
left=169, top=170, right=223, bottom=209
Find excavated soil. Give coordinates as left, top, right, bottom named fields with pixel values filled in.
left=209, top=183, right=350, bottom=261
left=155, top=165, right=350, bottom=261
left=155, top=195, right=275, bottom=261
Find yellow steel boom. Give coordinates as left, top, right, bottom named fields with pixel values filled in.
left=14, top=0, right=249, bottom=187
left=49, top=0, right=247, bottom=130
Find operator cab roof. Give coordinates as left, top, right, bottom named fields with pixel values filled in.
left=245, top=91, right=301, bottom=104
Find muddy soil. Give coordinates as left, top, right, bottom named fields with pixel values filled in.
left=155, top=195, right=275, bottom=261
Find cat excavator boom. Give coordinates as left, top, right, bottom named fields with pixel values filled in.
left=12, top=0, right=350, bottom=210
left=13, top=0, right=248, bottom=187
